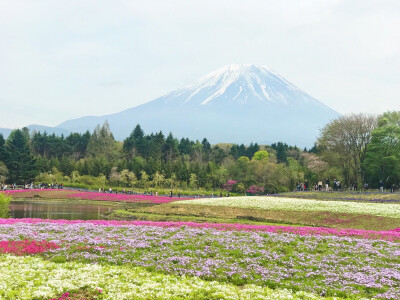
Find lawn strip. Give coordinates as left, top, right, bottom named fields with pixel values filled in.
left=107, top=209, right=298, bottom=227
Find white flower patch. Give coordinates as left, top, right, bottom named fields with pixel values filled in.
left=177, top=196, right=400, bottom=218
left=0, top=255, right=342, bottom=300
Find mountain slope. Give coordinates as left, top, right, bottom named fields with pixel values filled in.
left=0, top=125, right=70, bottom=139
left=57, top=64, right=339, bottom=147
left=0, top=128, right=13, bottom=139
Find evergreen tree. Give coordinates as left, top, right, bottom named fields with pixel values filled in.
left=229, top=144, right=247, bottom=159
left=5, top=129, right=37, bottom=183
left=123, top=124, right=147, bottom=159
left=163, top=133, right=179, bottom=163
left=210, top=145, right=226, bottom=164
left=202, top=138, right=211, bottom=154
left=79, top=131, right=91, bottom=157
left=272, top=142, right=288, bottom=163
left=86, top=122, right=116, bottom=160
left=178, top=138, right=193, bottom=155
left=147, top=131, right=165, bottom=160
left=0, top=134, right=7, bottom=163
left=201, top=138, right=211, bottom=161
left=246, top=142, right=260, bottom=159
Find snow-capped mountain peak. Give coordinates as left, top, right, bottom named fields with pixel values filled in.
left=167, top=64, right=309, bottom=106
left=56, top=64, right=340, bottom=147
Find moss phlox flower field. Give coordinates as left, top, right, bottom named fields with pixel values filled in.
left=1, top=219, right=400, bottom=299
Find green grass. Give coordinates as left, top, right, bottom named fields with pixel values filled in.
left=107, top=209, right=298, bottom=227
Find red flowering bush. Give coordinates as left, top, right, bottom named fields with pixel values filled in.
left=246, top=185, right=265, bottom=195
left=0, top=239, right=59, bottom=256
left=222, top=180, right=237, bottom=192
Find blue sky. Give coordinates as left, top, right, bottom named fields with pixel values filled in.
left=1, top=0, right=399, bottom=128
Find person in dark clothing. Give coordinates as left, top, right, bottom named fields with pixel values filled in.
left=379, top=180, right=384, bottom=192
left=325, top=178, right=330, bottom=191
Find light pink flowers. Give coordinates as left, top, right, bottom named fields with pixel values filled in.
left=1, top=218, right=400, bottom=242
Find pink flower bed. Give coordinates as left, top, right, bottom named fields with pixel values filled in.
left=0, top=239, right=59, bottom=255
left=1, top=218, right=400, bottom=242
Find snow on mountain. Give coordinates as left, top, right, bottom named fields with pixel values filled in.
left=56, top=64, right=340, bottom=147
left=153, top=64, right=327, bottom=108
left=179, top=64, right=300, bottom=105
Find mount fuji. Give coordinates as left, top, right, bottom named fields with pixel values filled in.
left=55, top=64, right=339, bottom=147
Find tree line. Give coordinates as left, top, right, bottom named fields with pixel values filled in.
left=0, top=111, right=399, bottom=193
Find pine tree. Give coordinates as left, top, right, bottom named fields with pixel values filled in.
left=5, top=129, right=37, bottom=183
left=0, top=134, right=7, bottom=163
left=163, top=133, right=179, bottom=163
left=123, top=124, right=147, bottom=159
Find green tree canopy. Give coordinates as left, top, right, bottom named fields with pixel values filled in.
left=0, top=134, right=7, bottom=163
left=317, top=113, right=377, bottom=186
left=86, top=122, right=117, bottom=160
left=364, top=111, right=400, bottom=188
left=252, top=150, right=269, bottom=161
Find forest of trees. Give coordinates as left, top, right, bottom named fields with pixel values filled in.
left=0, top=111, right=399, bottom=194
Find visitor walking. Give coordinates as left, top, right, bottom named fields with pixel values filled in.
left=325, top=178, right=330, bottom=191
left=318, top=180, right=323, bottom=191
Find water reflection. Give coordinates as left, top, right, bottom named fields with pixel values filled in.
left=9, top=200, right=115, bottom=220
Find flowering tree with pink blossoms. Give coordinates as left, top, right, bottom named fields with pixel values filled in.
left=222, top=180, right=237, bottom=192
left=246, top=185, right=264, bottom=195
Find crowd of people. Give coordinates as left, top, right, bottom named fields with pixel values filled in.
left=96, top=186, right=231, bottom=198
left=313, top=178, right=342, bottom=192
left=37, top=182, right=64, bottom=189
left=296, top=178, right=396, bottom=193
left=1, top=182, right=64, bottom=191
left=1, top=183, right=18, bottom=191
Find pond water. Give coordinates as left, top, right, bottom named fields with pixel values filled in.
left=9, top=200, right=116, bottom=220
